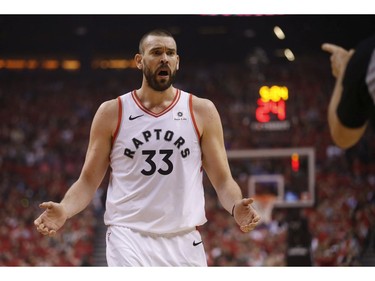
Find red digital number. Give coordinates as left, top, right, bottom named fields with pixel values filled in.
left=255, top=99, right=286, bottom=123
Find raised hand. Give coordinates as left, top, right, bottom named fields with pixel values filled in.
left=34, top=201, right=68, bottom=237
left=321, top=43, right=355, bottom=78
left=233, top=198, right=261, bottom=233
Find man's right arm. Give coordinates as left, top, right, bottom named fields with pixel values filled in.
left=35, top=99, right=118, bottom=236
left=322, top=43, right=368, bottom=148
left=327, top=71, right=368, bottom=149
left=60, top=99, right=117, bottom=218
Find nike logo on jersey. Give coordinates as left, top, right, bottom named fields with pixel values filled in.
left=129, top=114, right=144, bottom=120
left=193, top=240, right=203, bottom=246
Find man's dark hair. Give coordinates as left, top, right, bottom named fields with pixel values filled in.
left=138, top=29, right=175, bottom=54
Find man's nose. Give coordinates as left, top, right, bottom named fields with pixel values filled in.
left=160, top=53, right=168, bottom=64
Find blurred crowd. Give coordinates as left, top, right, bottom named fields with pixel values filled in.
left=1, top=55, right=374, bottom=266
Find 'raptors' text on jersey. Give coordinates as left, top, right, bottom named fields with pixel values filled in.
left=104, top=90, right=207, bottom=234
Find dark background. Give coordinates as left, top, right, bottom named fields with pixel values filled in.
left=1, top=15, right=374, bottom=63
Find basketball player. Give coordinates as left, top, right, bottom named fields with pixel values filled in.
left=34, top=29, right=261, bottom=266
left=322, top=34, right=375, bottom=149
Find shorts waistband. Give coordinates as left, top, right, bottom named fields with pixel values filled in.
left=109, top=225, right=197, bottom=238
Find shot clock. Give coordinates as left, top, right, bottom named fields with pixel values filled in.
left=251, top=85, right=291, bottom=131
left=256, top=85, right=288, bottom=122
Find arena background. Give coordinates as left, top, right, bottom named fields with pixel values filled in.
left=1, top=14, right=375, bottom=267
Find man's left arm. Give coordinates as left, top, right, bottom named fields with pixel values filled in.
left=193, top=96, right=260, bottom=232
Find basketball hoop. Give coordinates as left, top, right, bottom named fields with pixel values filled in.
left=252, top=194, right=277, bottom=225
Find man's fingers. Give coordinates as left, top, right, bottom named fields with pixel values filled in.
left=321, top=43, right=339, bottom=54
left=240, top=215, right=262, bottom=232
left=253, top=216, right=261, bottom=223
left=240, top=225, right=250, bottom=232
left=34, top=217, right=41, bottom=226
left=36, top=222, right=56, bottom=236
left=39, top=201, right=53, bottom=210
left=35, top=201, right=61, bottom=236
left=37, top=223, right=46, bottom=232
left=39, top=229, right=49, bottom=236
left=240, top=222, right=258, bottom=233
left=242, top=197, right=254, bottom=206
left=36, top=224, right=49, bottom=235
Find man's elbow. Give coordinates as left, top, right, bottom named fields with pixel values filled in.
left=330, top=125, right=365, bottom=149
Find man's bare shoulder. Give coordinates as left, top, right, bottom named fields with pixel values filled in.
left=99, top=98, right=118, bottom=111
left=92, top=98, right=119, bottom=135
left=94, top=98, right=118, bottom=119
left=191, top=95, right=216, bottom=113
left=190, top=94, right=221, bottom=136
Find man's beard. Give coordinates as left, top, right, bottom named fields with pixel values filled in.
left=144, top=65, right=177, bottom=92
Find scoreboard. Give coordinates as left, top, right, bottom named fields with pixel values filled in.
left=252, top=85, right=291, bottom=131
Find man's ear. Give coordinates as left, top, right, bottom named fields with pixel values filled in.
left=135, top=54, right=143, bottom=70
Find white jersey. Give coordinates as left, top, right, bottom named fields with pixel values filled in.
left=104, top=89, right=207, bottom=234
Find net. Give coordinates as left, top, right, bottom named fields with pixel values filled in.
left=252, top=194, right=278, bottom=225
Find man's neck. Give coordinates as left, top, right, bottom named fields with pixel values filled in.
left=134, top=86, right=177, bottom=114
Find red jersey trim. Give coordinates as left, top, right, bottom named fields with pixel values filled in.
left=112, top=96, right=123, bottom=147
left=131, top=89, right=181, bottom=117
left=189, top=94, right=201, bottom=140
left=189, top=94, right=203, bottom=172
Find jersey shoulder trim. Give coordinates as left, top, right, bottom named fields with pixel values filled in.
left=112, top=96, right=123, bottom=147
left=189, top=94, right=201, bottom=140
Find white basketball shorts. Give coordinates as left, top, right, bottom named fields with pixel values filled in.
left=106, top=225, right=207, bottom=266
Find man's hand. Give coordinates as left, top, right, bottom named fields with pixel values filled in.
left=321, top=43, right=355, bottom=78
left=233, top=198, right=261, bottom=233
left=34, top=201, right=68, bottom=237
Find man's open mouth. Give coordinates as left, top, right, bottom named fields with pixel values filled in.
left=158, top=70, right=169, bottom=76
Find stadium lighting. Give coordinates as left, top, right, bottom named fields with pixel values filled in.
left=284, top=48, right=295, bottom=61
left=273, top=26, right=285, bottom=40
